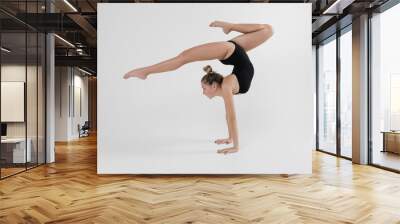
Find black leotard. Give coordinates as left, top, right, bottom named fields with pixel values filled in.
left=219, top=40, right=254, bottom=94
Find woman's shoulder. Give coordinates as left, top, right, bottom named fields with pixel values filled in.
left=222, top=74, right=239, bottom=95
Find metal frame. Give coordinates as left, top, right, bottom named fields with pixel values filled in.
left=25, top=2, right=28, bottom=171
left=0, top=23, right=2, bottom=179
left=36, top=3, right=39, bottom=167
left=316, top=44, right=319, bottom=151
left=374, top=0, right=400, bottom=13
left=367, top=10, right=373, bottom=166
left=336, top=26, right=341, bottom=158
left=44, top=0, right=47, bottom=165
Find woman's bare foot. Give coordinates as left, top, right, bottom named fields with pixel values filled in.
left=214, top=138, right=233, bottom=145
left=123, top=68, right=148, bottom=80
left=217, top=147, right=239, bottom=154
left=209, top=21, right=232, bottom=34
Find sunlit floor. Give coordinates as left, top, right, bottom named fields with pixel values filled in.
left=373, top=150, right=400, bottom=171
left=317, top=147, right=400, bottom=171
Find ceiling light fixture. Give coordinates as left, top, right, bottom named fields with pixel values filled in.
left=63, top=0, right=78, bottom=12
left=78, top=67, right=93, bottom=76
left=1, top=47, right=11, bottom=53
left=54, top=34, right=75, bottom=48
left=323, top=0, right=354, bottom=14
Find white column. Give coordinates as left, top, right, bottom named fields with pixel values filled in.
left=46, top=33, right=55, bottom=163
left=352, top=14, right=369, bottom=164
left=46, top=1, right=55, bottom=163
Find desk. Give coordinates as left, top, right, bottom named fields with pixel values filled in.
left=382, top=131, right=400, bottom=154
left=1, top=138, right=32, bottom=163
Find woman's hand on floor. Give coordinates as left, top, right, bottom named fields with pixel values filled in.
left=217, top=147, right=239, bottom=154
left=214, top=138, right=233, bottom=145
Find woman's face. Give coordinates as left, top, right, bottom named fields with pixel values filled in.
left=201, top=82, right=217, bottom=99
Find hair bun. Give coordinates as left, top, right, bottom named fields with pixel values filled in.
left=203, top=65, right=213, bottom=73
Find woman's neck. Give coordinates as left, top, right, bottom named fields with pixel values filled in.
left=214, top=86, right=223, bottom=97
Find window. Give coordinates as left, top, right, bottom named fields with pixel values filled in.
left=371, top=2, right=400, bottom=171
left=318, top=36, right=337, bottom=154
left=340, top=28, right=352, bottom=158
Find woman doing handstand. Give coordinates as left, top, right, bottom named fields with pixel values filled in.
left=123, top=21, right=274, bottom=154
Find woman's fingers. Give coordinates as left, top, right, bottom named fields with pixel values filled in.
left=214, top=138, right=232, bottom=144
left=214, top=139, right=225, bottom=144
left=217, top=147, right=239, bottom=154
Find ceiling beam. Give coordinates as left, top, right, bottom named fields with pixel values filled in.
left=55, top=55, right=96, bottom=72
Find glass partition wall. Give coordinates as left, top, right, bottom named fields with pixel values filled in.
left=0, top=2, right=46, bottom=179
left=0, top=30, right=27, bottom=177
left=316, top=0, right=400, bottom=172
left=316, top=26, right=353, bottom=159
left=370, top=3, right=400, bottom=172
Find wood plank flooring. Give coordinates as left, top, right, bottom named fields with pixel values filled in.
left=1, top=134, right=400, bottom=223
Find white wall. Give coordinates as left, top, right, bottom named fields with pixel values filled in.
left=55, top=67, right=89, bottom=141
left=1, top=65, right=40, bottom=138
left=1, top=66, right=26, bottom=126
left=72, top=72, right=89, bottom=138
left=98, top=3, right=313, bottom=174
left=312, top=45, right=316, bottom=148
left=55, top=66, right=69, bottom=141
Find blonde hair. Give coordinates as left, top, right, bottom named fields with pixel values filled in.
left=201, top=65, right=223, bottom=86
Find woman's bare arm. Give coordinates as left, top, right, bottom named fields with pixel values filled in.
left=224, top=93, right=239, bottom=148
left=217, top=83, right=239, bottom=154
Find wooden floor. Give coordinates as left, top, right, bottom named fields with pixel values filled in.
left=373, top=151, right=400, bottom=171
left=1, top=134, right=400, bottom=223
left=1, top=167, right=26, bottom=178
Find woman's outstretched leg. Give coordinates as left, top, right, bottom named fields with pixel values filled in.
left=123, top=41, right=232, bottom=79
